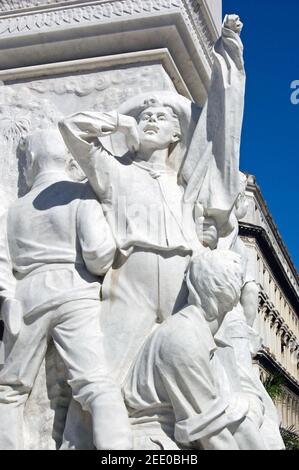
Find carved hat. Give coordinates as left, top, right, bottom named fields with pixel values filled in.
left=118, top=91, right=199, bottom=131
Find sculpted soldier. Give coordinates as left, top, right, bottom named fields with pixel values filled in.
left=0, top=128, right=132, bottom=450
left=59, top=94, right=199, bottom=381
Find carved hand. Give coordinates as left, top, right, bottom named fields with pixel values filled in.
left=223, top=14, right=243, bottom=35
left=118, top=114, right=140, bottom=152
left=195, top=214, right=219, bottom=250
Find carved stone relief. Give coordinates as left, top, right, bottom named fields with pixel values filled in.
left=0, top=13, right=287, bottom=451
left=0, top=63, right=174, bottom=204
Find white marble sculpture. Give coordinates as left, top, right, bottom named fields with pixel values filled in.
left=59, top=15, right=245, bottom=385
left=0, top=128, right=132, bottom=450
left=0, top=14, right=285, bottom=450
left=124, top=250, right=269, bottom=450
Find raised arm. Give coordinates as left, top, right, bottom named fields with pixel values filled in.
left=59, top=111, right=120, bottom=199
left=59, top=111, right=139, bottom=202
left=183, top=14, right=245, bottom=236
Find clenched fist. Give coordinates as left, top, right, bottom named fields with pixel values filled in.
left=223, top=14, right=243, bottom=35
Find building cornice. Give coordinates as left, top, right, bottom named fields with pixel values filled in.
left=246, top=175, right=298, bottom=286
left=240, top=222, right=299, bottom=316
left=259, top=291, right=299, bottom=348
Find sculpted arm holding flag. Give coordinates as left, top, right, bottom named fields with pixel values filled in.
left=182, top=14, right=246, bottom=246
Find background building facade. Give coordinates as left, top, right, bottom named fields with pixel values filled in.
left=241, top=176, right=299, bottom=431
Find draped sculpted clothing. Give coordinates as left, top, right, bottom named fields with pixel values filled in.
left=59, top=22, right=246, bottom=382
left=59, top=116, right=197, bottom=381
left=0, top=174, right=132, bottom=450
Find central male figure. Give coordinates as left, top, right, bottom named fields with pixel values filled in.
left=60, top=15, right=245, bottom=382
left=59, top=94, right=199, bottom=382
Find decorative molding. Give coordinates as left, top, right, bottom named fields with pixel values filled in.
left=0, top=49, right=192, bottom=100
left=0, top=57, right=185, bottom=200
left=0, top=1, right=181, bottom=35
left=0, top=1, right=64, bottom=12
left=259, top=291, right=299, bottom=351
left=0, top=0, right=215, bottom=66
left=183, top=0, right=215, bottom=56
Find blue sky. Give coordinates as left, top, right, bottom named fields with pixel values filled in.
left=223, top=0, right=299, bottom=271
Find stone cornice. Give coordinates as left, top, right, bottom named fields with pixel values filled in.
left=201, top=0, right=221, bottom=37
left=182, top=0, right=217, bottom=55
left=259, top=292, right=298, bottom=346
left=0, top=48, right=192, bottom=99
left=0, top=0, right=218, bottom=104
left=0, top=0, right=68, bottom=12
left=0, top=0, right=215, bottom=65
left=0, top=0, right=182, bottom=35
left=246, top=175, right=299, bottom=287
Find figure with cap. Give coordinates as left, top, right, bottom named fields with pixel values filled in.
left=0, top=127, right=132, bottom=450
left=59, top=14, right=246, bottom=383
